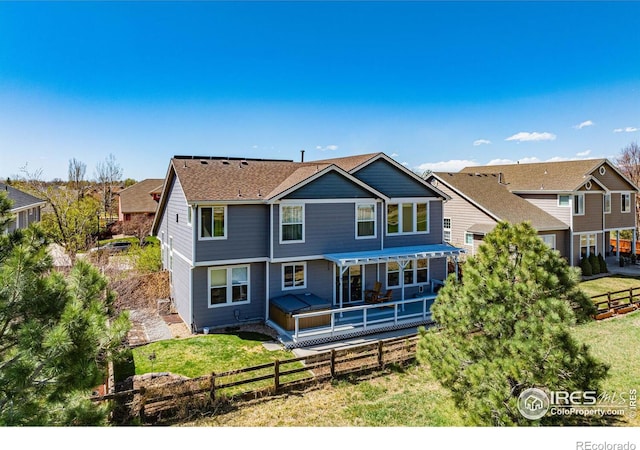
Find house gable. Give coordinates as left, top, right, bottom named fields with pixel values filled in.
left=352, top=158, right=442, bottom=198
left=282, top=170, right=380, bottom=200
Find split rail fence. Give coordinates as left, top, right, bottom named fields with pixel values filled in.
left=93, top=334, right=419, bottom=424
left=591, top=286, right=640, bottom=320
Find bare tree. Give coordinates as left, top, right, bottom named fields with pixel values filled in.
left=121, top=214, right=154, bottom=245
left=68, top=158, right=87, bottom=202
left=615, top=141, right=640, bottom=238
left=95, top=153, right=123, bottom=222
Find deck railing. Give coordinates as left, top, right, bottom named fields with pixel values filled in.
left=291, top=295, right=436, bottom=341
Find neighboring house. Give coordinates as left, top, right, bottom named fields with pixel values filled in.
left=152, top=153, right=464, bottom=346
left=427, top=172, right=569, bottom=257
left=427, top=159, right=639, bottom=266
left=117, top=178, right=164, bottom=222
left=0, top=182, right=46, bottom=233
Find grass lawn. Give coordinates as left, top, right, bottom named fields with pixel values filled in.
left=572, top=310, right=640, bottom=427
left=580, top=275, right=640, bottom=298
left=132, top=331, right=296, bottom=377
left=180, top=311, right=640, bottom=427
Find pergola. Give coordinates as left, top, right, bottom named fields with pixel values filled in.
left=324, top=244, right=465, bottom=311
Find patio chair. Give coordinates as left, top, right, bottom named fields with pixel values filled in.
left=364, top=281, right=382, bottom=303
left=375, top=290, right=393, bottom=303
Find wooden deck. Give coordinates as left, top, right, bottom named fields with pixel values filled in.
left=270, top=295, right=437, bottom=348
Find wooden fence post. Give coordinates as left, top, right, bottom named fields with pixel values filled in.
left=330, top=349, right=336, bottom=378
left=274, top=360, right=280, bottom=392
left=607, top=292, right=612, bottom=309
left=378, top=340, right=384, bottom=369
left=210, top=372, right=216, bottom=402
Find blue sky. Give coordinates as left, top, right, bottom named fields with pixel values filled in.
left=1, top=1, right=640, bottom=182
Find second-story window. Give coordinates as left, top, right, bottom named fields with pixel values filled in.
left=200, top=206, right=226, bottom=239
left=443, top=218, right=452, bottom=242
left=356, top=203, right=376, bottom=238
left=387, top=202, right=429, bottom=235
left=622, top=193, right=631, bottom=213
left=281, top=204, right=304, bottom=242
left=573, top=194, right=585, bottom=216
left=604, top=194, right=611, bottom=214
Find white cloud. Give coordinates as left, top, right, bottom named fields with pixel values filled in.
left=416, top=159, right=478, bottom=173
left=613, top=127, right=639, bottom=133
left=576, top=149, right=591, bottom=157
left=316, top=144, right=339, bottom=151
left=574, top=120, right=594, bottom=129
left=473, top=139, right=491, bottom=146
left=391, top=152, right=399, bottom=157
left=401, top=161, right=409, bottom=166
left=505, top=132, right=557, bottom=142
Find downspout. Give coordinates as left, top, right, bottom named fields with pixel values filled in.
left=570, top=193, right=575, bottom=266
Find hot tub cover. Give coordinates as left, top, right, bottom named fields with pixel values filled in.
left=270, top=293, right=331, bottom=314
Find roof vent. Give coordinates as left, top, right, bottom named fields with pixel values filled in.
left=238, top=190, right=242, bottom=197
left=257, top=189, right=262, bottom=197
left=544, top=169, right=548, bottom=175
left=222, top=160, right=230, bottom=165
left=183, top=161, right=188, bottom=168
left=200, top=160, right=208, bottom=165
left=241, top=160, right=248, bottom=165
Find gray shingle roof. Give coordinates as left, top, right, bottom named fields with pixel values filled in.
left=433, top=172, right=568, bottom=231
left=0, top=183, right=45, bottom=210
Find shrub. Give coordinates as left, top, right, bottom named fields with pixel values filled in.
left=589, top=254, right=600, bottom=274
left=580, top=257, right=593, bottom=277
left=598, top=253, right=608, bottom=273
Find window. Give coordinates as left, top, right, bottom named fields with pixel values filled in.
left=580, top=234, right=596, bottom=259
left=209, top=266, right=250, bottom=307
left=281, top=204, right=304, bottom=242
left=356, top=203, right=376, bottom=238
left=573, top=194, right=585, bottom=216
left=387, top=202, right=428, bottom=234
left=540, top=234, right=556, bottom=250
left=465, top=232, right=473, bottom=245
left=200, top=206, right=226, bottom=239
left=443, top=218, right=452, bottom=242
left=604, top=193, right=611, bottom=214
left=187, top=205, right=193, bottom=226
left=387, top=259, right=429, bottom=287
left=282, top=263, right=306, bottom=290
left=558, top=195, right=571, bottom=207
left=622, top=193, right=631, bottom=213
left=387, top=262, right=400, bottom=287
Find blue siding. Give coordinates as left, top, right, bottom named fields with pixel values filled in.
left=284, top=171, right=377, bottom=199
left=269, top=260, right=334, bottom=302
left=273, top=202, right=383, bottom=259
left=354, top=159, right=440, bottom=198
left=192, top=262, right=266, bottom=330
left=196, top=204, right=269, bottom=262
left=171, top=253, right=192, bottom=330
left=156, top=175, right=193, bottom=262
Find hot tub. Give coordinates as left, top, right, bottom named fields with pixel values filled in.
left=269, top=293, right=332, bottom=331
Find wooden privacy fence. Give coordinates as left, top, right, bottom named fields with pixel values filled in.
left=94, top=334, right=419, bottom=424
left=591, top=287, right=640, bottom=320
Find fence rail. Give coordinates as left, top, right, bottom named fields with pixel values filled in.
left=591, top=287, right=640, bottom=320
left=94, top=334, right=419, bottom=424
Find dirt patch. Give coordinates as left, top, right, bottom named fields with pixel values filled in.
left=111, top=271, right=170, bottom=312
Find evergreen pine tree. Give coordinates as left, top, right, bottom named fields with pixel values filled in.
left=417, top=222, right=606, bottom=426
left=0, top=191, right=130, bottom=425
left=580, top=257, right=593, bottom=277
left=589, top=253, right=600, bottom=274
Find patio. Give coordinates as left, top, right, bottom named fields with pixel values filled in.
left=270, top=294, right=437, bottom=348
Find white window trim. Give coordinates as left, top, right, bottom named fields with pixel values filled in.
left=579, top=233, right=597, bottom=258
left=443, top=217, right=452, bottom=243
left=279, top=203, right=305, bottom=244
left=355, top=202, right=377, bottom=240
left=386, top=201, right=429, bottom=236
left=465, top=232, right=474, bottom=246
left=558, top=195, right=571, bottom=207
left=208, top=265, right=251, bottom=308
left=386, top=259, right=430, bottom=288
left=573, top=194, right=585, bottom=216
left=622, top=193, right=631, bottom=213
left=198, top=205, right=228, bottom=240
left=604, top=193, right=611, bottom=214
left=540, top=234, right=556, bottom=250
left=281, top=262, right=307, bottom=290
left=187, top=205, right=193, bottom=227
